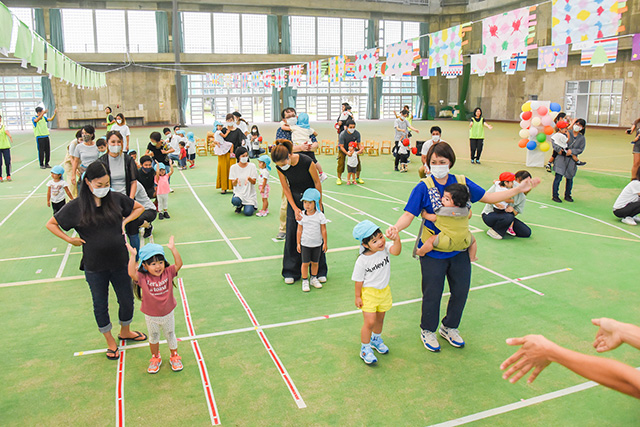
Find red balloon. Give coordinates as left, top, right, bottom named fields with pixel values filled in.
left=521, top=111, right=532, bottom=121
left=258, top=136, right=263, bottom=142
left=403, top=138, right=410, bottom=146
left=411, top=146, right=418, bottom=155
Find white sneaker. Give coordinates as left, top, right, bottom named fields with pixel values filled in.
left=420, top=329, right=441, bottom=352
left=284, top=277, right=295, bottom=284
left=310, top=277, right=322, bottom=289
left=634, top=215, right=640, bottom=223
left=621, top=217, right=637, bottom=226
left=302, top=280, right=310, bottom=292
left=319, top=172, right=328, bottom=182
left=317, top=276, right=327, bottom=283
left=439, top=325, right=465, bottom=348
left=486, top=228, right=503, bottom=240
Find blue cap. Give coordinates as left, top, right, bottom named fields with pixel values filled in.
left=301, top=188, right=321, bottom=211
left=213, top=121, right=223, bottom=129
left=138, top=243, right=166, bottom=268
left=258, top=154, right=271, bottom=171
left=176, top=130, right=185, bottom=136
left=187, top=131, right=195, bottom=142
left=51, top=165, right=65, bottom=176
left=154, top=162, right=168, bottom=172
left=297, top=112, right=310, bottom=129
left=353, top=220, right=380, bottom=243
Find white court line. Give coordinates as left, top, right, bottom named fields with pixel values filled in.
left=11, top=140, right=67, bottom=175
left=172, top=237, right=251, bottom=246
left=55, top=231, right=76, bottom=278
left=179, top=170, right=243, bottom=260
left=527, top=222, right=640, bottom=243
left=0, top=175, right=50, bottom=229
left=322, top=190, right=403, bottom=204
left=73, top=267, right=571, bottom=357
left=225, top=273, right=307, bottom=409
left=0, top=253, right=65, bottom=263
left=472, top=262, right=544, bottom=296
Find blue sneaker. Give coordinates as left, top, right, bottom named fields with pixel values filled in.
left=439, top=325, right=465, bottom=348
left=421, top=329, right=441, bottom=352
left=370, top=335, right=389, bottom=354
left=360, top=345, right=378, bottom=364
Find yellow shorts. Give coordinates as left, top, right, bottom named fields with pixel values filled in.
left=361, top=286, right=392, bottom=313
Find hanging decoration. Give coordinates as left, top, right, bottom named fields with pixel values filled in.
left=470, top=54, right=495, bottom=76
left=442, top=64, right=463, bottom=78
left=288, top=64, right=303, bottom=88
left=551, top=0, right=627, bottom=46
left=632, top=34, right=640, bottom=61
left=537, top=44, right=569, bottom=72
left=307, top=60, right=321, bottom=86
left=501, top=51, right=527, bottom=74
left=328, top=55, right=346, bottom=83
left=354, top=48, right=378, bottom=79
left=482, top=7, right=532, bottom=61
left=385, top=39, right=414, bottom=76
left=274, top=67, right=287, bottom=90
left=428, top=24, right=471, bottom=71
left=580, top=37, right=618, bottom=67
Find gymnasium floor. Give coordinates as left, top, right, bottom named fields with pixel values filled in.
left=2, top=119, right=639, bottom=425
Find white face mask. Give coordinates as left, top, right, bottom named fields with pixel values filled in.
left=347, top=128, right=355, bottom=134
left=239, top=156, right=249, bottom=163
left=91, top=186, right=110, bottom=198
left=116, top=119, right=122, bottom=124
left=287, top=117, right=298, bottom=126
left=430, top=164, right=450, bottom=179
left=108, top=145, right=122, bottom=154
left=280, top=161, right=291, bottom=171
left=432, top=135, right=440, bottom=142
left=226, top=121, right=234, bottom=127
left=573, top=125, right=582, bottom=133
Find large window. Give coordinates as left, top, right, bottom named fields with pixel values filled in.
left=0, top=76, right=43, bottom=131
left=128, top=11, right=158, bottom=53
left=291, top=16, right=367, bottom=56
left=9, top=8, right=35, bottom=53
left=342, top=19, right=366, bottom=56
left=317, top=17, right=341, bottom=56
left=565, top=79, right=623, bottom=126
left=241, top=14, right=268, bottom=54
left=296, top=75, right=368, bottom=121
left=213, top=13, right=241, bottom=54
left=182, top=12, right=212, bottom=53
left=290, top=16, right=316, bottom=55
left=61, top=9, right=96, bottom=53
left=181, top=12, right=266, bottom=54
left=96, top=10, right=126, bottom=53
left=382, top=76, right=417, bottom=119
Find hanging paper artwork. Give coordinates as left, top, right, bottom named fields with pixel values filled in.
left=354, top=48, right=378, bottom=79
left=274, top=68, right=287, bottom=90
left=501, top=51, right=527, bottom=74
left=632, top=34, right=640, bottom=61
left=288, top=65, right=302, bottom=88
left=537, top=45, right=569, bottom=72
left=30, top=35, right=45, bottom=73
left=375, top=61, right=385, bottom=77
left=328, top=56, right=346, bottom=83
left=580, top=37, right=618, bottom=67
left=412, top=38, right=421, bottom=64
left=470, top=54, right=495, bottom=76
left=307, top=61, right=320, bottom=86
left=0, top=2, right=12, bottom=56
left=442, top=64, right=463, bottom=78
left=428, top=25, right=465, bottom=70
left=241, top=73, right=249, bottom=91
left=482, top=7, right=532, bottom=61
left=551, top=0, right=626, bottom=46
left=261, top=70, right=273, bottom=89
left=385, top=39, right=414, bottom=76
left=319, top=60, right=329, bottom=80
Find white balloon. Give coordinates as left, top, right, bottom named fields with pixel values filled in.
left=531, top=117, right=542, bottom=127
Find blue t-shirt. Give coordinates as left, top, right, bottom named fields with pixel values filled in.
left=404, top=174, right=485, bottom=259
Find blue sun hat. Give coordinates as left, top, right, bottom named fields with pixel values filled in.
left=51, top=165, right=65, bottom=176
left=297, top=112, right=310, bottom=129
left=186, top=131, right=195, bottom=142
left=353, top=220, right=380, bottom=243
left=213, top=121, right=223, bottom=130
left=258, top=154, right=271, bottom=171
left=301, top=188, right=321, bottom=211
left=138, top=243, right=166, bottom=268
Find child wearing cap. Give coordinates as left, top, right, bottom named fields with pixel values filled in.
left=256, top=155, right=271, bottom=217
left=397, top=139, right=410, bottom=173
left=346, top=141, right=359, bottom=185
left=290, top=113, right=328, bottom=182
left=155, top=162, right=173, bottom=220
left=296, top=188, right=328, bottom=292
left=416, top=183, right=478, bottom=262
left=126, top=236, right=184, bottom=374
left=47, top=165, right=74, bottom=214
left=492, top=172, right=516, bottom=212
left=352, top=220, right=402, bottom=365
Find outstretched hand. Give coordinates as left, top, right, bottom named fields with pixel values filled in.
left=167, top=235, right=176, bottom=250
left=592, top=318, right=624, bottom=353
left=500, top=334, right=556, bottom=384
left=385, top=226, right=398, bottom=240
left=125, top=242, right=137, bottom=256
left=518, top=177, right=541, bottom=194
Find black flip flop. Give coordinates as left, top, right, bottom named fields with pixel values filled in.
left=117, top=331, right=148, bottom=342
left=106, top=348, right=120, bottom=360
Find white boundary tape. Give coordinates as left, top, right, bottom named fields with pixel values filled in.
left=55, top=231, right=76, bottom=278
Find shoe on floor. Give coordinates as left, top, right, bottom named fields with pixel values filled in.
left=470, top=159, right=475, bottom=164
left=302, top=280, right=310, bottom=292
left=317, top=276, right=327, bottom=283
left=45, top=163, right=52, bottom=168
left=346, top=181, right=352, bottom=185
left=164, top=211, right=171, bottom=218
left=564, top=196, right=574, bottom=202
left=506, top=226, right=516, bottom=236
left=158, top=213, right=164, bottom=220
left=310, top=277, right=322, bottom=289
left=235, top=206, right=242, bottom=214
left=370, top=335, right=389, bottom=354
left=284, top=277, right=295, bottom=285
left=356, top=178, right=364, bottom=184
left=40, top=165, right=46, bottom=169
left=552, top=196, right=562, bottom=203
left=360, top=345, right=378, bottom=364
left=545, top=163, right=552, bottom=173
left=6, top=176, right=10, bottom=182
left=621, top=216, right=637, bottom=226
left=256, top=210, right=265, bottom=217
left=576, top=161, right=587, bottom=166
left=486, top=228, right=503, bottom=240
left=170, top=354, right=183, bottom=372
left=336, top=178, right=342, bottom=185
left=421, top=329, right=441, bottom=352
left=147, top=354, right=162, bottom=374
left=633, top=215, right=640, bottom=223
left=275, top=232, right=286, bottom=240
left=320, top=172, right=328, bottom=182
left=143, top=225, right=153, bottom=238
left=439, top=325, right=465, bottom=348
left=0, top=177, right=3, bottom=182
left=475, top=160, right=481, bottom=165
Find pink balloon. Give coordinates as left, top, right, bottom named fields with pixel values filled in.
left=537, top=106, right=548, bottom=116
left=529, top=127, right=539, bottom=137
left=519, top=120, right=530, bottom=129
left=541, top=115, right=554, bottom=126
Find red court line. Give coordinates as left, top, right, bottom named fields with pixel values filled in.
left=225, top=273, right=307, bottom=409
left=178, top=279, right=221, bottom=425
left=116, top=339, right=126, bottom=427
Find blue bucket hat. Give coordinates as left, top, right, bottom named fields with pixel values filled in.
left=301, top=188, right=321, bottom=211
left=258, top=154, right=271, bottom=171
left=138, top=243, right=166, bottom=268
left=297, top=112, right=310, bottom=129
left=186, top=131, right=195, bottom=142
left=353, top=220, right=380, bottom=243
left=213, top=121, right=223, bottom=130
left=51, top=165, right=65, bottom=176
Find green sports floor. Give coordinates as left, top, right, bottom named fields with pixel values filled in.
left=1, top=119, right=639, bottom=426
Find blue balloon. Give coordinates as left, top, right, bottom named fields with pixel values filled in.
left=526, top=140, right=537, bottom=150
left=550, top=102, right=562, bottom=112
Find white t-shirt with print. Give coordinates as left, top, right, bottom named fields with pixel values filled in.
left=229, top=162, right=258, bottom=207
left=258, top=168, right=270, bottom=186
left=297, top=210, right=327, bottom=247
left=613, top=180, right=640, bottom=210
left=48, top=179, right=68, bottom=203
left=351, top=242, right=392, bottom=290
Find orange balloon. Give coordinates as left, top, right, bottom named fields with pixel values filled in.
left=518, top=138, right=528, bottom=148
left=543, top=126, right=554, bottom=135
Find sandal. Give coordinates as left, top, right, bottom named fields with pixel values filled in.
left=117, top=331, right=148, bottom=342
left=106, top=347, right=120, bottom=360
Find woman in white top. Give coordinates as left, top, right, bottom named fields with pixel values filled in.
left=110, top=113, right=131, bottom=152
left=233, top=112, right=250, bottom=147
left=71, top=125, right=99, bottom=187
left=229, top=146, right=258, bottom=216
left=613, top=167, right=640, bottom=226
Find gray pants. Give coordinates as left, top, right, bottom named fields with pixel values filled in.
left=145, top=310, right=178, bottom=349
left=157, top=193, right=169, bottom=211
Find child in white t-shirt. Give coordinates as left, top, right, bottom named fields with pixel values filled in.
left=296, top=188, right=327, bottom=292
left=346, top=141, right=359, bottom=185
left=256, top=155, right=271, bottom=217
left=213, top=122, right=232, bottom=156
left=186, top=132, right=196, bottom=168
left=47, top=165, right=74, bottom=214
left=352, top=220, right=402, bottom=365
left=397, top=139, right=410, bottom=173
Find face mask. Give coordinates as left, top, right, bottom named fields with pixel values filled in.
left=83, top=135, right=92, bottom=142
left=91, top=186, right=110, bottom=198
left=108, top=145, right=122, bottom=154
left=430, top=164, right=450, bottom=179
left=239, top=157, right=249, bottom=164
left=287, top=117, right=298, bottom=126
left=347, top=128, right=355, bottom=134
left=251, top=130, right=258, bottom=135
left=280, top=162, right=291, bottom=171
left=142, top=167, right=153, bottom=173
left=573, top=125, right=582, bottom=132
left=226, top=121, right=234, bottom=127
left=432, top=135, right=440, bottom=142
left=116, top=119, right=122, bottom=124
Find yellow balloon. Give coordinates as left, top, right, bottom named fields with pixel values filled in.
left=539, top=142, right=550, bottom=152
left=521, top=102, right=531, bottom=112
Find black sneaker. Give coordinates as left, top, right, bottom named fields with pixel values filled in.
left=475, top=160, right=481, bottom=165
left=552, top=196, right=562, bottom=203
left=40, top=165, right=46, bottom=169
left=235, top=206, right=242, bottom=214
left=158, top=213, right=164, bottom=220
left=576, top=161, right=587, bottom=166
left=545, top=163, right=552, bottom=173
left=564, top=196, right=574, bottom=202
left=45, top=164, right=52, bottom=168
left=143, top=225, right=153, bottom=238
left=164, top=212, right=171, bottom=219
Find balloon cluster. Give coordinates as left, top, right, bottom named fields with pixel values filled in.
left=518, top=101, right=562, bottom=152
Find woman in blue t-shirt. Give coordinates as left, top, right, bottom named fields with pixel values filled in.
left=386, top=142, right=539, bottom=352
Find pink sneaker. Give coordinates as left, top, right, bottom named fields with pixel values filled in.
left=256, top=210, right=266, bottom=217
left=506, top=226, right=516, bottom=236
